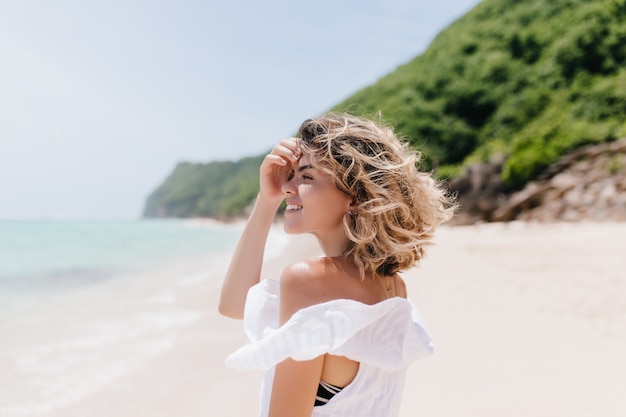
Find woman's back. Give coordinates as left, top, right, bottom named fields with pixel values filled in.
left=226, top=278, right=433, bottom=417
left=279, top=256, right=408, bottom=389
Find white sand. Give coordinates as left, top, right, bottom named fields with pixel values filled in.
left=1, top=222, right=624, bottom=416
left=402, top=222, right=626, bottom=417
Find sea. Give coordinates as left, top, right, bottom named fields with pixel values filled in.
left=0, top=219, right=242, bottom=290
left=0, top=219, right=246, bottom=309
left=0, top=219, right=280, bottom=416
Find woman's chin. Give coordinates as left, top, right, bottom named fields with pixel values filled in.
left=283, top=223, right=299, bottom=234
left=283, top=220, right=305, bottom=235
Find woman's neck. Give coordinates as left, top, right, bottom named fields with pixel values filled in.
left=313, top=231, right=350, bottom=258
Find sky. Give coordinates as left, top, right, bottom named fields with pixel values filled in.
left=0, top=0, right=481, bottom=220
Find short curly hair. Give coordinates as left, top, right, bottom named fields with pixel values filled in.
left=297, top=113, right=456, bottom=278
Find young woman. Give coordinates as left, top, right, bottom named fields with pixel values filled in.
left=219, top=113, right=454, bottom=417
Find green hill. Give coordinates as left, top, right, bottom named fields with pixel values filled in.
left=143, top=155, right=264, bottom=218
left=333, top=0, right=626, bottom=186
left=144, top=0, right=626, bottom=219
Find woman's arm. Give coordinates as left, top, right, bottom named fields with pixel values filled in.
left=218, top=198, right=280, bottom=318
left=269, top=357, right=323, bottom=417
left=218, top=138, right=301, bottom=319
left=268, top=262, right=326, bottom=417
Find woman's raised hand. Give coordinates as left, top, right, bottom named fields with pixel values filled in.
left=219, top=137, right=301, bottom=319
left=219, top=138, right=298, bottom=318
left=259, top=138, right=301, bottom=205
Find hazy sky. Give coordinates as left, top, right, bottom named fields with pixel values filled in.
left=0, top=0, right=481, bottom=220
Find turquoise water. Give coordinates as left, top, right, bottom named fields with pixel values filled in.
left=0, top=219, right=242, bottom=291
left=0, top=219, right=245, bottom=414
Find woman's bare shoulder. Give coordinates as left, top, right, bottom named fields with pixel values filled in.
left=281, top=257, right=329, bottom=280
left=278, top=258, right=335, bottom=323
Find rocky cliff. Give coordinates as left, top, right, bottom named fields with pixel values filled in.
left=450, top=138, right=626, bottom=224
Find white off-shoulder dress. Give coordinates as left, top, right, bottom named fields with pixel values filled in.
left=225, top=279, right=434, bottom=417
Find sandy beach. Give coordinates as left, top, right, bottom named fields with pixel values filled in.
left=1, top=221, right=625, bottom=417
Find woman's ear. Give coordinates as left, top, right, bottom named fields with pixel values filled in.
left=346, top=200, right=356, bottom=215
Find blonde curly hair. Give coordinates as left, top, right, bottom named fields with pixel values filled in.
left=297, top=113, right=456, bottom=278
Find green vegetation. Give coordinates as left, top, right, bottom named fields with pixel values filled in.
left=143, top=155, right=264, bottom=218
left=144, top=0, right=626, bottom=218
left=333, top=0, right=626, bottom=188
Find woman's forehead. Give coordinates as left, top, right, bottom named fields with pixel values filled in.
left=296, top=154, right=327, bottom=174
left=297, top=153, right=322, bottom=170
left=298, top=154, right=312, bottom=167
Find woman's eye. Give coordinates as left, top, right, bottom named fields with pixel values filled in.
left=287, top=170, right=295, bottom=181
left=301, top=175, right=313, bottom=181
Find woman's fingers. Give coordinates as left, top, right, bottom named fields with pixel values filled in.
left=262, top=138, right=302, bottom=171
left=258, top=138, right=302, bottom=202
left=263, top=154, right=288, bottom=167
left=271, top=139, right=301, bottom=163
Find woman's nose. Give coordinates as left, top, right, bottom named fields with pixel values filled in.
left=281, top=175, right=297, bottom=195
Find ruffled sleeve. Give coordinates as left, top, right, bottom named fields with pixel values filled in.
left=225, top=279, right=433, bottom=372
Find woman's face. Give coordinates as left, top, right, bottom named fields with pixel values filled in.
left=281, top=154, right=352, bottom=238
